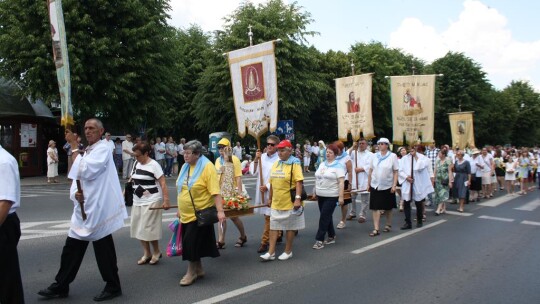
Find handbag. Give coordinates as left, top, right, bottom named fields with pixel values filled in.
left=166, top=219, right=182, bottom=257
left=124, top=162, right=137, bottom=206
left=187, top=167, right=219, bottom=227
left=289, top=164, right=307, bottom=203
left=441, top=178, right=449, bottom=186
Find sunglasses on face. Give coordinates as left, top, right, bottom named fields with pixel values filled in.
left=267, top=143, right=276, bottom=146
left=218, top=146, right=225, bottom=150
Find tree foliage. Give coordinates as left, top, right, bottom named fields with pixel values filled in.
left=0, top=0, right=180, bottom=132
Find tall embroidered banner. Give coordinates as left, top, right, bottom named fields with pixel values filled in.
left=228, top=41, right=278, bottom=138
left=47, top=0, right=73, bottom=127
left=448, top=112, right=475, bottom=149
left=390, top=75, right=436, bottom=145
left=335, top=73, right=374, bottom=141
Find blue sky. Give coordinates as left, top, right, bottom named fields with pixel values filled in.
left=169, top=0, right=540, bottom=91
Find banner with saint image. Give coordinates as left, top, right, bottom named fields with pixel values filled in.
left=390, top=75, right=436, bottom=145
left=335, top=73, right=374, bottom=141
left=228, top=41, right=278, bottom=138
left=47, top=0, right=73, bottom=127
left=448, top=112, right=475, bottom=149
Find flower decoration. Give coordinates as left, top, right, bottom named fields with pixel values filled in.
left=222, top=192, right=251, bottom=210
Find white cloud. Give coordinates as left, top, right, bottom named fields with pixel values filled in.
left=389, top=0, right=540, bottom=91
left=167, top=0, right=269, bottom=31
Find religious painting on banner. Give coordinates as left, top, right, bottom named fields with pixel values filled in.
left=228, top=41, right=278, bottom=138
left=47, top=0, right=73, bottom=127
left=448, top=112, right=475, bottom=149
left=390, top=75, right=436, bottom=145
left=335, top=74, right=375, bottom=141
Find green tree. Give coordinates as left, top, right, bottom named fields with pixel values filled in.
left=0, top=0, right=180, bottom=132
left=500, top=81, right=540, bottom=147
left=427, top=52, right=494, bottom=147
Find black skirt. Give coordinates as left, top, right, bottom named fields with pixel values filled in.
left=369, top=187, right=396, bottom=211
left=181, top=221, right=220, bottom=261
left=470, top=176, right=482, bottom=191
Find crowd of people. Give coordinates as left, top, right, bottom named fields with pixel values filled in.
left=5, top=123, right=538, bottom=302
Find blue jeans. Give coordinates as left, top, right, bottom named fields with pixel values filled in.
left=165, top=157, right=174, bottom=176
left=316, top=196, right=338, bottom=241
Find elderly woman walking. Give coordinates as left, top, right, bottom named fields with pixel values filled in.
left=129, top=142, right=170, bottom=265
left=260, top=140, right=305, bottom=261
left=176, top=140, right=225, bottom=286
left=434, top=149, right=453, bottom=215
left=47, top=140, right=59, bottom=183
left=367, top=138, right=399, bottom=236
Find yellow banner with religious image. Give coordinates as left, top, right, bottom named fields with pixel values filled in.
left=390, top=75, right=436, bottom=145
left=335, top=73, right=375, bottom=141
left=448, top=112, right=475, bottom=149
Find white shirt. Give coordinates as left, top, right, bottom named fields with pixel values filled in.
left=336, top=152, right=351, bottom=181
left=471, top=156, right=485, bottom=177
left=249, top=151, right=279, bottom=216
left=177, top=143, right=184, bottom=156
left=369, top=152, right=399, bottom=190
left=68, top=140, right=128, bottom=241
left=399, top=153, right=434, bottom=201
left=233, top=146, right=243, bottom=160
left=103, top=139, right=115, bottom=153
left=315, top=160, right=345, bottom=197
left=311, top=146, right=320, bottom=156
left=122, top=140, right=134, bottom=161
left=481, top=154, right=493, bottom=173
left=154, top=142, right=165, bottom=160
left=0, top=145, right=20, bottom=214
left=349, top=148, right=373, bottom=191
left=132, top=159, right=164, bottom=206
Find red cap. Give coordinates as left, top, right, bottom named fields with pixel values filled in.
left=276, top=139, right=293, bottom=149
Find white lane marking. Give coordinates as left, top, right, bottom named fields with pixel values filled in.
left=521, top=220, right=540, bottom=226
left=351, top=220, right=447, bottom=254
left=478, top=194, right=514, bottom=207
left=478, top=215, right=514, bottom=222
left=444, top=210, right=474, bottom=216
left=514, top=199, right=540, bottom=211
left=49, top=223, right=72, bottom=229
left=192, top=280, right=273, bottom=304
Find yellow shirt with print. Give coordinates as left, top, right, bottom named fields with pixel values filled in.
left=178, top=162, right=220, bottom=224
left=270, top=162, right=304, bottom=210
left=215, top=155, right=242, bottom=178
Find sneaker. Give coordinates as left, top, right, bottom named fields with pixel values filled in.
left=324, top=237, right=336, bottom=245
left=312, top=241, right=324, bottom=249
left=278, top=252, right=293, bottom=260
left=336, top=221, right=346, bottom=229
left=260, top=252, right=275, bottom=261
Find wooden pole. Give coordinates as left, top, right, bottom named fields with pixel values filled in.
left=256, top=136, right=265, bottom=207
left=75, top=180, right=87, bottom=221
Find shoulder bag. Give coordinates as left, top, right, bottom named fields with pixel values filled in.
left=289, top=164, right=308, bottom=203
left=187, top=167, right=218, bottom=227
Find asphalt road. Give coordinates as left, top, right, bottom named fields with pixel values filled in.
left=16, top=174, right=540, bottom=304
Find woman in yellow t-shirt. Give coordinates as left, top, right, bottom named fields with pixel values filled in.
left=176, top=140, right=225, bottom=286
left=260, top=140, right=305, bottom=261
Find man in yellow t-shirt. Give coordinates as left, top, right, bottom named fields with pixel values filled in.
left=214, top=138, right=247, bottom=248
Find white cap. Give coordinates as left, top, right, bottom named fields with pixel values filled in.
left=377, top=137, right=390, bottom=145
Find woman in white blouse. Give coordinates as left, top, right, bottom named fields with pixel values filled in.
left=367, top=138, right=399, bottom=237
left=311, top=144, right=344, bottom=249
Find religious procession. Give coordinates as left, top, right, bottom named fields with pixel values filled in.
left=2, top=2, right=540, bottom=304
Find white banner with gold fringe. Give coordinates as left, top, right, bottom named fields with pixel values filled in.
left=228, top=41, right=278, bottom=138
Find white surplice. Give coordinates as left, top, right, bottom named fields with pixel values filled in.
left=249, top=152, right=279, bottom=216
left=349, top=149, right=374, bottom=192
left=67, top=140, right=128, bottom=241
left=398, top=153, right=434, bottom=202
